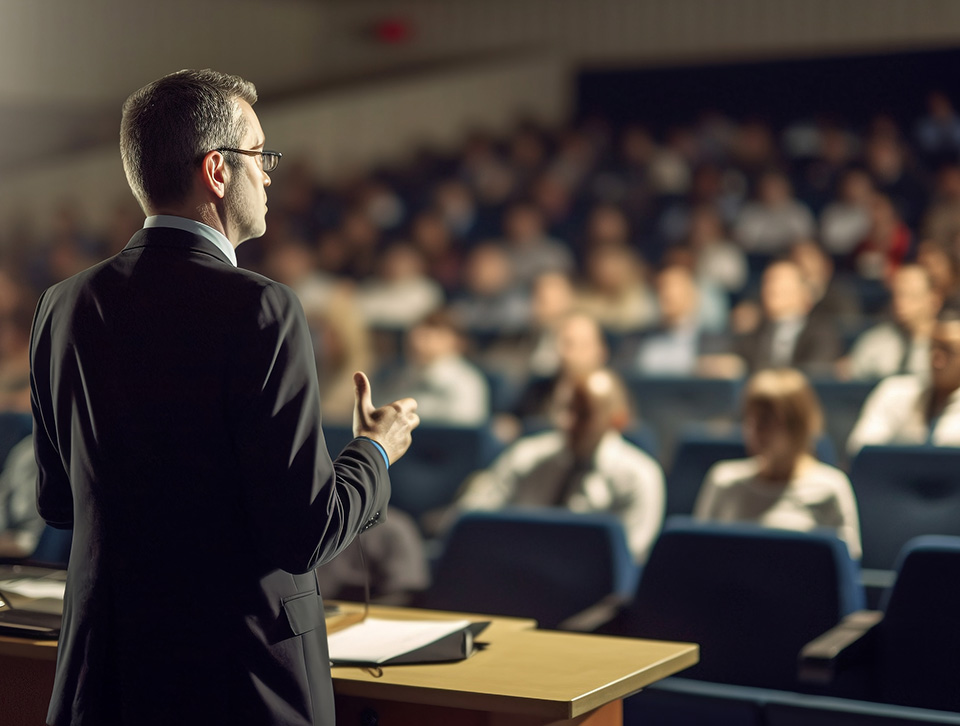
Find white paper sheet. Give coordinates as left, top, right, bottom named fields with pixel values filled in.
left=327, top=617, right=471, bottom=664
left=0, top=578, right=66, bottom=600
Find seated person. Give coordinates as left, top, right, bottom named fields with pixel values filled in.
left=694, top=368, right=862, bottom=559
left=633, top=263, right=708, bottom=376
left=510, top=311, right=609, bottom=429
left=0, top=435, right=44, bottom=558
left=448, top=368, right=665, bottom=563
left=847, top=305, right=960, bottom=455
left=313, top=507, right=430, bottom=606
left=844, top=264, right=942, bottom=381
left=376, top=309, right=489, bottom=426
left=734, top=259, right=843, bottom=377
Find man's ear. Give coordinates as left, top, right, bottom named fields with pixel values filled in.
left=200, top=150, right=228, bottom=200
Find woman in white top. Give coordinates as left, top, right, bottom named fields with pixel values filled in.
left=693, top=368, right=862, bottom=559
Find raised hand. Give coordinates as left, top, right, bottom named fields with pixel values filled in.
left=352, top=371, right=419, bottom=465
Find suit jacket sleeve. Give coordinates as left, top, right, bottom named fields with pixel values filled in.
left=230, top=281, right=389, bottom=574
left=30, top=288, right=74, bottom=529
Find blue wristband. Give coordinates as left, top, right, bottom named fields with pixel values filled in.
left=356, top=436, right=390, bottom=469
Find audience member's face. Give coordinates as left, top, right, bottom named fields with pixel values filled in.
left=378, top=245, right=423, bottom=282
left=917, top=242, right=957, bottom=295
left=531, top=272, right=574, bottom=327
left=839, top=170, right=874, bottom=205
left=891, top=267, right=938, bottom=329
left=587, top=246, right=637, bottom=293
left=931, top=320, right=960, bottom=394
left=761, top=262, right=810, bottom=320
left=559, top=372, right=623, bottom=458
left=656, top=266, right=698, bottom=326
left=790, top=242, right=833, bottom=290
left=757, top=173, right=791, bottom=205
left=556, top=315, right=607, bottom=377
left=504, top=206, right=544, bottom=243
left=409, top=323, right=458, bottom=365
left=464, top=245, right=512, bottom=294
left=586, top=206, right=629, bottom=245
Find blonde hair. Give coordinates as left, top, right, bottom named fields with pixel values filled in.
left=742, top=368, right=823, bottom=455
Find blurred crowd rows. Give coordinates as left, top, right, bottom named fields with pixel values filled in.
left=5, top=90, right=960, bottom=428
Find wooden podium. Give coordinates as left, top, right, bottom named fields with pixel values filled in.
left=0, top=604, right=698, bottom=726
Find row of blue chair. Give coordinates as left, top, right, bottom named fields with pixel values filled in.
left=413, top=509, right=960, bottom=715
left=627, top=533, right=960, bottom=722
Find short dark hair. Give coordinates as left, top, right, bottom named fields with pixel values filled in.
left=120, top=69, right=257, bottom=212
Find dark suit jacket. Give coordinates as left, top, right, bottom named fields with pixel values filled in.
left=29, top=227, right=389, bottom=726
left=736, top=315, right=842, bottom=377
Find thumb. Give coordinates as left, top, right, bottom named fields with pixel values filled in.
left=354, top=371, right=374, bottom=415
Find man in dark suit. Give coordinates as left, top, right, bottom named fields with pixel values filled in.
left=29, top=69, right=419, bottom=726
left=735, top=259, right=842, bottom=377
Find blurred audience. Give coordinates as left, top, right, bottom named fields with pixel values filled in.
left=449, top=242, right=529, bottom=340
left=576, top=243, right=656, bottom=334
left=499, top=200, right=574, bottom=286
left=511, top=311, right=609, bottom=426
left=355, top=241, right=444, bottom=330
left=843, top=264, right=941, bottom=381
left=0, top=435, right=43, bottom=558
left=633, top=264, right=705, bottom=376
left=694, top=368, right=861, bottom=558
left=819, top=168, right=875, bottom=255
left=0, top=271, right=34, bottom=413
left=733, top=169, right=815, bottom=254
left=448, top=368, right=665, bottom=562
left=313, top=507, right=429, bottom=605
left=789, top=239, right=861, bottom=332
left=847, top=305, right=960, bottom=455
left=735, top=260, right=842, bottom=377
left=303, top=285, right=375, bottom=424
left=377, top=309, right=489, bottom=426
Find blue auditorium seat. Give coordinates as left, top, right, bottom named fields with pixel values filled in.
left=417, top=508, right=636, bottom=630
left=800, top=535, right=960, bottom=713
left=848, top=446, right=960, bottom=572
left=324, top=422, right=505, bottom=527
left=0, top=411, right=33, bottom=466
left=605, top=517, right=863, bottom=691
left=622, top=376, right=743, bottom=466
left=809, top=379, right=880, bottom=469
left=29, top=526, right=72, bottom=568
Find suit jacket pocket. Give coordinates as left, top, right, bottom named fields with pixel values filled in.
left=282, top=590, right=323, bottom=636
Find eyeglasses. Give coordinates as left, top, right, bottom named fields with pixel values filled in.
left=216, top=148, right=282, bottom=173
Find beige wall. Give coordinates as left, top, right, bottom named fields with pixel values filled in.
left=0, top=55, right=571, bottom=235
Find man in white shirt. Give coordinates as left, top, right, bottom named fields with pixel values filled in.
left=848, top=306, right=960, bottom=455
left=846, top=264, right=942, bottom=381
left=450, top=368, right=665, bottom=562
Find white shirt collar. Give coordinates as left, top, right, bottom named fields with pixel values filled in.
left=143, top=215, right=237, bottom=267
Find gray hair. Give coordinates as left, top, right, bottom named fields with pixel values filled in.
left=120, top=69, right=257, bottom=212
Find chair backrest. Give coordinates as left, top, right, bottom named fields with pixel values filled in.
left=607, top=517, right=863, bottom=691
left=849, top=446, right=960, bottom=571
left=30, top=526, right=72, bottom=568
left=419, top=508, right=636, bottom=629
left=0, top=411, right=33, bottom=467
left=810, top=379, right=879, bottom=469
left=874, top=535, right=960, bottom=712
left=324, top=423, right=505, bottom=526
left=623, top=376, right=743, bottom=468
